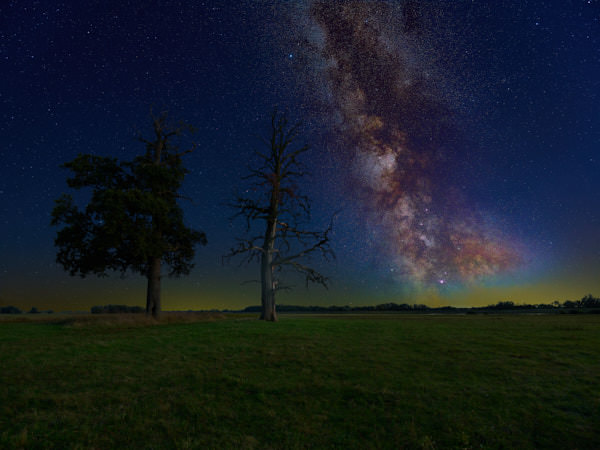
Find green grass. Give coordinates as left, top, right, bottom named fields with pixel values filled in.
left=1, top=314, right=599, bottom=449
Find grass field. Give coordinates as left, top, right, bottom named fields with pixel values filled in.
left=1, top=313, right=599, bottom=449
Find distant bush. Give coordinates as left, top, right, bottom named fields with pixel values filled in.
left=0, top=305, right=22, bottom=314
left=91, top=305, right=144, bottom=314
left=580, top=294, right=600, bottom=308
left=490, top=301, right=515, bottom=310
left=28, top=307, right=40, bottom=314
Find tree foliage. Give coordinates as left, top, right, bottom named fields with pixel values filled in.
left=51, top=111, right=206, bottom=317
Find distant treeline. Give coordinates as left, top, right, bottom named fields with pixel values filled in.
left=476, top=294, right=600, bottom=311
left=2, top=294, right=599, bottom=315
left=0, top=304, right=145, bottom=314
left=90, top=305, right=144, bottom=314
left=240, top=303, right=430, bottom=313
left=237, top=294, right=600, bottom=313
left=0, top=306, right=53, bottom=314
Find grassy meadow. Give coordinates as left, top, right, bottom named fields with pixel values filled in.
left=1, top=313, right=599, bottom=449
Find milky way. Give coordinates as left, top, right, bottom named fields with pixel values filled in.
left=303, top=1, right=523, bottom=286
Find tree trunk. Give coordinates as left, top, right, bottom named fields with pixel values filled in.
left=260, top=207, right=278, bottom=321
left=146, top=257, right=161, bottom=319
left=260, top=250, right=277, bottom=321
left=145, top=123, right=165, bottom=319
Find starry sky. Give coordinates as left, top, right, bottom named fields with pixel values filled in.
left=1, top=0, right=599, bottom=312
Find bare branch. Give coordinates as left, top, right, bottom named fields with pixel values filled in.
left=226, top=109, right=336, bottom=320
left=281, top=260, right=330, bottom=288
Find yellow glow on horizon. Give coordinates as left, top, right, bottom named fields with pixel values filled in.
left=2, top=266, right=599, bottom=312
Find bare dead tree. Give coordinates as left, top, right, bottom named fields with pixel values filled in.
left=226, top=111, right=335, bottom=321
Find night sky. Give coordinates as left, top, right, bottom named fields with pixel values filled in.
left=1, top=1, right=599, bottom=312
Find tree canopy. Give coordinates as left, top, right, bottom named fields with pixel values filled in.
left=51, top=111, right=206, bottom=317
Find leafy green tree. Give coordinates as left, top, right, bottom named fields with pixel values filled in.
left=226, top=111, right=334, bottom=321
left=51, top=112, right=206, bottom=318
